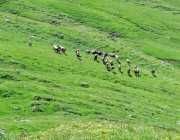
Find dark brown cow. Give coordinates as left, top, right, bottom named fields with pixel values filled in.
left=97, top=51, right=103, bottom=56
left=102, top=52, right=108, bottom=58
left=109, top=53, right=115, bottom=58
left=110, top=60, right=114, bottom=66
left=92, top=50, right=97, bottom=54
left=94, top=54, right=98, bottom=61
left=127, top=68, right=131, bottom=76
left=151, top=69, right=155, bottom=76
left=59, top=46, right=66, bottom=53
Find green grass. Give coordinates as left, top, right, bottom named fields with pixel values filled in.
left=0, top=0, right=180, bottom=139
left=5, top=121, right=180, bottom=140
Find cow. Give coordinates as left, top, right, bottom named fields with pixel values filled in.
left=53, top=45, right=60, bottom=53
left=86, top=50, right=90, bottom=54
left=151, top=69, right=156, bottom=76
left=59, top=46, right=66, bottom=54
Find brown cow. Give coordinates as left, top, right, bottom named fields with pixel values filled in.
left=75, top=49, right=81, bottom=58
left=53, top=45, right=61, bottom=53
left=127, top=68, right=131, bottom=76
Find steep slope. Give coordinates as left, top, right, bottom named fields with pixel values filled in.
left=0, top=0, right=180, bottom=138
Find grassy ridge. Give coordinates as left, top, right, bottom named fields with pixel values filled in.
left=0, top=0, right=180, bottom=139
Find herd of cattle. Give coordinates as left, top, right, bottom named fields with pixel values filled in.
left=53, top=45, right=156, bottom=77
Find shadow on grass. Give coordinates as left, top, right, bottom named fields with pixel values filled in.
left=113, top=71, right=117, bottom=74
left=118, top=70, right=123, bottom=74
left=63, top=53, right=68, bottom=56
left=77, top=56, right=82, bottom=60
left=117, top=61, right=121, bottom=64
left=135, top=74, right=141, bottom=77
left=95, top=60, right=100, bottom=63
left=106, top=67, right=111, bottom=71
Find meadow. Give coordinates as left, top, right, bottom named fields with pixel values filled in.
left=0, top=0, right=180, bottom=139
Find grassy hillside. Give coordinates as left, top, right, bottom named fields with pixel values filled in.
left=0, top=0, right=180, bottom=139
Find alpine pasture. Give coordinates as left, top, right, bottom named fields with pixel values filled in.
left=0, top=0, right=180, bottom=139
